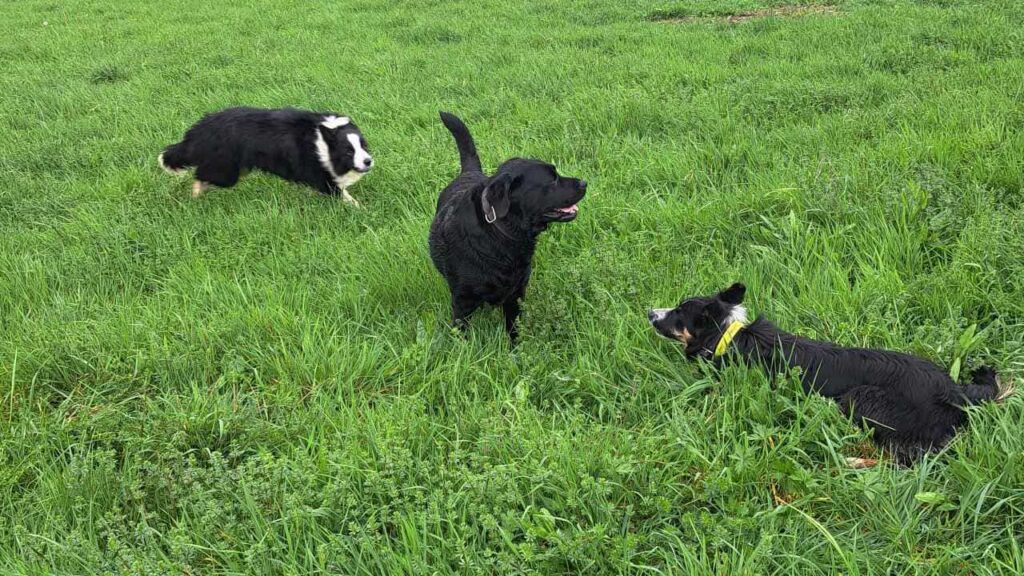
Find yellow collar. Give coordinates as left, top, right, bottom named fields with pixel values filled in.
left=713, top=321, right=746, bottom=358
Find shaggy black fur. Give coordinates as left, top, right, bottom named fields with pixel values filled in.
left=648, top=283, right=1007, bottom=465
left=159, top=107, right=372, bottom=203
left=428, top=112, right=587, bottom=342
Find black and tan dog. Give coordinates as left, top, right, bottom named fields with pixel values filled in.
left=429, top=112, right=587, bottom=342
left=648, top=283, right=1013, bottom=465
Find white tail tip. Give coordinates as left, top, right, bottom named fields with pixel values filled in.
left=158, top=152, right=186, bottom=175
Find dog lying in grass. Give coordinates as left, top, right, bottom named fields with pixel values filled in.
left=159, top=107, right=372, bottom=205
left=648, top=283, right=1013, bottom=466
left=428, top=112, right=587, bottom=342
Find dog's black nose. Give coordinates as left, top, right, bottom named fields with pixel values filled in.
left=647, top=310, right=656, bottom=322
left=579, top=180, right=587, bottom=190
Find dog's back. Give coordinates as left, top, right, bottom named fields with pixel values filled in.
left=165, top=107, right=312, bottom=171
left=429, top=170, right=487, bottom=282
left=738, top=319, right=1002, bottom=463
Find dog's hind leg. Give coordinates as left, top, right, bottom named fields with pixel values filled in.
left=192, top=180, right=208, bottom=198
left=970, top=366, right=998, bottom=388
left=962, top=366, right=1011, bottom=403
left=195, top=163, right=240, bottom=194
left=838, top=385, right=935, bottom=465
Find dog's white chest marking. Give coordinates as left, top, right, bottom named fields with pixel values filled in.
left=335, top=170, right=365, bottom=199
left=724, top=304, right=748, bottom=326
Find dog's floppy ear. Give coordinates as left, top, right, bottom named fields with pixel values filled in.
left=718, top=283, right=746, bottom=305
left=481, top=173, right=513, bottom=223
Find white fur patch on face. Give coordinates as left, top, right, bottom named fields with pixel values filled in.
left=723, top=304, right=748, bottom=326
left=314, top=129, right=363, bottom=206
left=347, top=132, right=372, bottom=171
left=314, top=130, right=335, bottom=175
left=321, top=115, right=350, bottom=129
left=649, top=308, right=671, bottom=324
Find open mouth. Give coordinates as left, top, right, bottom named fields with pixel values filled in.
left=545, top=204, right=579, bottom=221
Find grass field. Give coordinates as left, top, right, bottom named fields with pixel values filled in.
left=3, top=0, right=1024, bottom=573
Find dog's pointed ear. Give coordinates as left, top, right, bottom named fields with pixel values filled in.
left=481, top=173, right=512, bottom=222
left=718, top=283, right=746, bottom=305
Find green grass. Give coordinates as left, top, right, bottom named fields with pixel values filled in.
left=2, top=0, right=1024, bottom=573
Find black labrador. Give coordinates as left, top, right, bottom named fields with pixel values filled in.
left=429, top=112, right=587, bottom=342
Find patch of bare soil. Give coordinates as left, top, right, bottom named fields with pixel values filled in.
left=651, top=4, right=839, bottom=24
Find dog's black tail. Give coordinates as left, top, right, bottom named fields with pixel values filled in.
left=962, top=366, right=1015, bottom=404
left=439, top=111, right=482, bottom=174
left=158, top=142, right=190, bottom=175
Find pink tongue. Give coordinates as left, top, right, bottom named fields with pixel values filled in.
left=558, top=204, right=578, bottom=214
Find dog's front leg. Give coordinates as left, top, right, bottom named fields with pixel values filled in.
left=320, top=179, right=360, bottom=207
left=317, top=178, right=337, bottom=196
left=339, top=188, right=361, bottom=207
left=502, top=298, right=522, bottom=344
left=502, top=283, right=527, bottom=345
left=451, top=292, right=481, bottom=335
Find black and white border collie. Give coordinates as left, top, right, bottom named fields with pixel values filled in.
left=158, top=107, right=372, bottom=206
left=648, top=283, right=1014, bottom=466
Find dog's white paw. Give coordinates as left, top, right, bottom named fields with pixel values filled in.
left=341, top=190, right=361, bottom=207
left=996, top=377, right=1016, bottom=402
left=191, top=181, right=207, bottom=198
left=844, top=456, right=879, bottom=469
